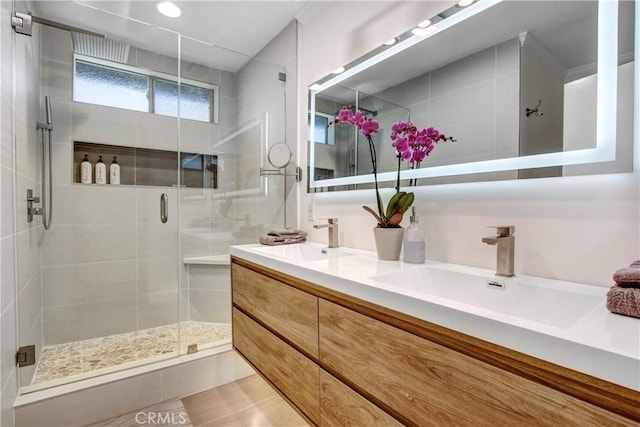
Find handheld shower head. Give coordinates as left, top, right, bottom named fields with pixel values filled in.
left=45, top=96, right=52, bottom=125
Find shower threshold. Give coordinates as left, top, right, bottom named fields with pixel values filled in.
left=28, top=321, right=231, bottom=390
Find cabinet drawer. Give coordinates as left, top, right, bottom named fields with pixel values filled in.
left=318, top=299, right=635, bottom=427
left=233, top=308, right=320, bottom=424
left=320, top=370, right=401, bottom=427
left=232, top=263, right=318, bottom=357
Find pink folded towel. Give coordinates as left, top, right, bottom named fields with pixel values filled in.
left=268, top=228, right=308, bottom=237
left=613, top=268, right=640, bottom=288
left=259, top=234, right=307, bottom=246
left=606, top=286, right=640, bottom=319
left=630, top=259, right=640, bottom=268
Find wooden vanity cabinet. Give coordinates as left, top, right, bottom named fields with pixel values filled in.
left=231, top=257, right=640, bottom=426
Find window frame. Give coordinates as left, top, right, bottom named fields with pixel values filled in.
left=307, top=111, right=335, bottom=145
left=73, top=54, right=220, bottom=124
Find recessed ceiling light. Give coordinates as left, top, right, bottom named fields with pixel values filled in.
left=383, top=37, right=398, bottom=46
left=156, top=1, right=181, bottom=18
left=416, top=19, right=432, bottom=29
left=332, top=66, right=345, bottom=74
left=457, top=0, right=475, bottom=7
left=411, top=26, right=436, bottom=37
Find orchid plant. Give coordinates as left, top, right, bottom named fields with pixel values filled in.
left=333, top=106, right=454, bottom=228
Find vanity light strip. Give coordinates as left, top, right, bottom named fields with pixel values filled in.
left=311, top=0, right=503, bottom=94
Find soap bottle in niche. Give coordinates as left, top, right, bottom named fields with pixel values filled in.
left=95, top=156, right=107, bottom=184
left=80, top=154, right=92, bottom=184
left=403, top=206, right=425, bottom=264
left=109, top=157, right=120, bottom=185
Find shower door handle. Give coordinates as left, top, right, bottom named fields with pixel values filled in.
left=160, top=193, right=168, bottom=223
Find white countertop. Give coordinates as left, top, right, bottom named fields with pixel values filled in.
left=230, top=242, right=640, bottom=391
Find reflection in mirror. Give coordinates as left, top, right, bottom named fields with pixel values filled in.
left=308, top=0, right=635, bottom=191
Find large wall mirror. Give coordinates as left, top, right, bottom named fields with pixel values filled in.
left=308, top=0, right=636, bottom=191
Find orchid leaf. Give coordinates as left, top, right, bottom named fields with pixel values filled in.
left=362, top=205, right=383, bottom=225
left=397, top=192, right=415, bottom=214
left=386, top=210, right=404, bottom=227
left=385, top=191, right=406, bottom=220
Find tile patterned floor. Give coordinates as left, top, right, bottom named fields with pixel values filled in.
left=182, top=375, right=309, bottom=427
left=32, top=321, right=231, bottom=385
left=91, top=375, right=307, bottom=427
left=89, top=399, right=193, bottom=427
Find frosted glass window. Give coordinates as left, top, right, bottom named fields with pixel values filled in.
left=74, top=61, right=149, bottom=112
left=308, top=112, right=335, bottom=145
left=154, top=80, right=212, bottom=122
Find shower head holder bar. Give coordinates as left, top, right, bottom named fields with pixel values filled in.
left=11, top=11, right=105, bottom=38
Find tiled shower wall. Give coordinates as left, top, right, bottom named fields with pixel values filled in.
left=38, top=26, right=243, bottom=346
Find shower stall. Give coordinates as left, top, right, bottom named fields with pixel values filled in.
left=9, top=2, right=296, bottom=397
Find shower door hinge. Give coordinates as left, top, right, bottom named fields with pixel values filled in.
left=11, top=12, right=33, bottom=36
left=16, top=345, right=36, bottom=367
left=278, top=72, right=286, bottom=82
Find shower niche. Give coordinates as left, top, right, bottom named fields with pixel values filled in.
left=73, top=141, right=218, bottom=188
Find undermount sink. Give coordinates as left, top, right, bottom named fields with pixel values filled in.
left=370, top=267, right=604, bottom=328
left=253, top=243, right=356, bottom=263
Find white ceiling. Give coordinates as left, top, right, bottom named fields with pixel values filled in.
left=36, top=0, right=320, bottom=71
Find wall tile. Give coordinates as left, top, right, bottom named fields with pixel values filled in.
left=16, top=229, right=42, bottom=293
left=220, top=71, right=237, bottom=98
left=496, top=38, right=520, bottom=77
left=136, top=188, right=177, bottom=224
left=136, top=49, right=178, bottom=75
left=43, top=260, right=136, bottom=307
left=137, top=223, right=178, bottom=259
left=429, top=80, right=496, bottom=129
left=48, top=102, right=72, bottom=145
left=180, top=188, right=210, bottom=224
left=40, top=27, right=72, bottom=64
left=41, top=58, right=72, bottom=103
left=135, top=113, right=178, bottom=151
left=1, top=301, right=16, bottom=394
left=179, top=222, right=209, bottom=258
left=180, top=120, right=211, bottom=154
left=1, top=364, right=16, bottom=427
left=52, top=184, right=136, bottom=225
left=138, top=290, right=179, bottom=330
left=1, top=166, right=14, bottom=238
left=17, top=271, right=41, bottom=346
left=430, top=45, right=495, bottom=98
left=52, top=142, right=73, bottom=185
left=43, top=296, right=137, bottom=345
left=0, top=236, right=15, bottom=315
left=15, top=175, right=40, bottom=234
left=187, top=265, right=230, bottom=291
left=42, top=223, right=136, bottom=266
left=138, top=256, right=179, bottom=295
left=188, top=289, right=230, bottom=323
left=72, top=103, right=137, bottom=147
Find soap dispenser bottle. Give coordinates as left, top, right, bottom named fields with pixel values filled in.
left=95, top=155, right=107, bottom=184
left=109, top=157, right=120, bottom=185
left=403, top=206, right=425, bottom=264
left=80, top=154, right=92, bottom=184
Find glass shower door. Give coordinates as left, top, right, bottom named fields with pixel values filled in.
left=17, top=10, right=182, bottom=392
left=177, top=36, right=290, bottom=354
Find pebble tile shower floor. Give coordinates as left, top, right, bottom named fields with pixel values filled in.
left=32, top=321, right=231, bottom=385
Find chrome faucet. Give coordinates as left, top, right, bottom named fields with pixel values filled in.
left=482, top=226, right=515, bottom=277
left=313, top=218, right=339, bottom=248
